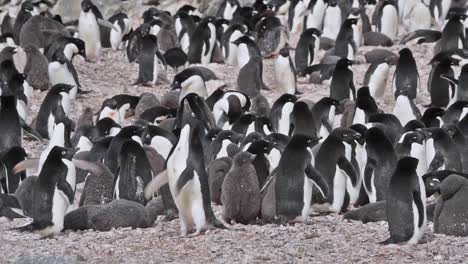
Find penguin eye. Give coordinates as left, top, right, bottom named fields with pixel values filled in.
left=146, top=135, right=150, bottom=138
left=343, top=133, right=348, bottom=137
left=307, top=139, right=311, bottom=143
left=413, top=136, right=417, bottom=140
left=61, top=151, right=66, bottom=155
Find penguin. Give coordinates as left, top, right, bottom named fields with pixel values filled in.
left=437, top=11, right=467, bottom=53
left=13, top=1, right=38, bottom=44
left=135, top=93, right=160, bottom=118
left=364, top=127, right=398, bottom=203
left=442, top=100, right=468, bottom=125
left=254, top=15, right=288, bottom=57
left=231, top=35, right=262, bottom=69
left=376, top=0, right=398, bottom=40
left=23, top=45, right=50, bottom=91
left=231, top=114, right=256, bottom=135
left=304, top=0, right=327, bottom=30
left=396, top=130, right=428, bottom=176
left=311, top=97, right=340, bottom=140
left=393, top=89, right=422, bottom=127
left=295, top=28, right=321, bottom=74
left=239, top=132, right=264, bottom=151
left=16, top=146, right=77, bottom=238
left=254, top=116, right=273, bottom=136
left=349, top=123, right=368, bottom=206
left=288, top=0, right=307, bottom=34
left=221, top=151, right=261, bottom=224
left=441, top=64, right=468, bottom=103
left=208, top=157, right=232, bottom=205
left=144, top=115, right=225, bottom=237
left=171, top=67, right=208, bottom=103
left=44, top=37, right=86, bottom=62
left=427, top=56, right=459, bottom=108
left=322, top=0, right=342, bottom=40
left=330, top=58, right=356, bottom=101
left=139, top=106, right=177, bottom=126
left=163, top=47, right=188, bottom=72
left=265, top=132, right=289, bottom=170
left=274, top=47, right=298, bottom=95
left=104, top=13, right=131, bottom=50
left=334, top=18, right=358, bottom=60
left=218, top=0, right=240, bottom=20
left=383, top=156, right=426, bottom=245
left=423, top=170, right=468, bottom=197
left=6, top=72, right=31, bottom=121
left=211, top=90, right=251, bottom=128
left=433, top=174, right=468, bottom=237
left=104, top=126, right=144, bottom=175
left=352, top=86, right=379, bottom=125
left=363, top=61, right=390, bottom=100
left=237, top=56, right=264, bottom=98
left=96, top=117, right=121, bottom=137
left=441, top=123, right=468, bottom=173
left=404, top=1, right=431, bottom=32
left=78, top=0, right=103, bottom=61
left=314, top=128, right=361, bottom=213
left=421, top=107, right=445, bottom=128
left=425, top=127, right=462, bottom=172
left=207, top=130, right=243, bottom=164
left=262, top=134, right=328, bottom=224
left=48, top=53, right=80, bottom=99
left=393, top=48, right=419, bottom=100
left=0, top=147, right=27, bottom=194
left=174, top=12, right=195, bottom=54
left=220, top=24, right=245, bottom=65
left=246, top=139, right=273, bottom=187
left=289, top=101, right=317, bottom=138
left=364, top=48, right=399, bottom=65
left=141, top=125, right=177, bottom=160
left=71, top=125, right=99, bottom=152
left=35, top=84, right=74, bottom=139
left=134, top=34, right=164, bottom=86
left=72, top=159, right=114, bottom=207
left=270, top=94, right=298, bottom=135
left=188, top=16, right=216, bottom=65
left=114, top=140, right=153, bottom=204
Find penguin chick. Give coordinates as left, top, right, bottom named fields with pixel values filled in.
left=208, top=157, right=233, bottom=205
left=221, top=151, right=261, bottom=224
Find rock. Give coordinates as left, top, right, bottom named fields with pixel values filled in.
left=52, top=0, right=81, bottom=23
left=135, top=93, right=160, bottom=118
left=15, top=256, right=82, bottom=264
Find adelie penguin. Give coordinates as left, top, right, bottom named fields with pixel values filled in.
left=352, top=86, right=379, bottom=125
left=312, top=97, right=340, bottom=140
left=288, top=0, right=307, bottom=34
left=237, top=56, right=265, bottom=98
left=13, top=1, right=38, bottom=44
left=295, top=28, right=321, bottom=74
left=424, top=127, right=462, bottom=172
left=174, top=12, right=196, bottom=54
left=441, top=64, right=468, bottom=103
left=172, top=67, right=208, bottom=103
left=393, top=89, right=421, bottom=127
left=314, top=128, right=361, bottom=213
left=16, top=146, right=78, bottom=238
left=330, top=58, right=356, bottom=101
left=363, top=61, right=390, bottom=100
left=134, top=33, right=165, bottom=86
left=383, top=156, right=426, bottom=245
left=303, top=0, right=327, bottom=30
left=375, top=0, right=398, bottom=40
left=270, top=94, right=297, bottom=135
left=261, top=134, right=328, bottom=224
left=334, top=18, right=358, bottom=60
left=78, top=0, right=103, bottom=61
left=220, top=24, right=245, bottom=65
left=187, top=16, right=217, bottom=65
left=393, top=48, right=419, bottom=100
left=427, top=55, right=459, bottom=108
left=274, top=47, right=298, bottom=95
left=322, top=0, right=342, bottom=40
left=144, top=114, right=226, bottom=237
left=231, top=35, right=262, bottom=69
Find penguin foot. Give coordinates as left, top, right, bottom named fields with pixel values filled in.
left=189, top=229, right=203, bottom=237
left=379, top=237, right=394, bottom=245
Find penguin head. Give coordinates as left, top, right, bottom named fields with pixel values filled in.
left=305, top=28, right=322, bottom=37
left=241, top=132, right=265, bottom=149
left=288, top=134, right=320, bottom=149
left=327, top=0, right=338, bottom=7
left=246, top=139, right=274, bottom=155
left=51, top=146, right=79, bottom=161
left=176, top=4, right=197, bottom=15
left=117, top=125, right=144, bottom=139
left=401, top=131, right=426, bottom=146
left=233, top=151, right=256, bottom=166
left=21, top=1, right=34, bottom=13
left=81, top=0, right=95, bottom=12
left=279, top=47, right=289, bottom=57
left=332, top=128, right=361, bottom=143
left=336, top=58, right=353, bottom=68
left=398, top=48, right=413, bottom=58
left=424, top=174, right=441, bottom=197
left=216, top=130, right=244, bottom=144
left=265, top=132, right=289, bottom=149
left=205, top=128, right=223, bottom=143
left=51, top=83, right=75, bottom=94
left=71, top=38, right=87, bottom=60
left=141, top=125, right=175, bottom=145
left=441, top=123, right=461, bottom=138
left=96, top=117, right=121, bottom=137
left=275, top=93, right=298, bottom=105
left=422, top=127, right=446, bottom=140
left=403, top=119, right=426, bottom=133
left=395, top=156, right=419, bottom=175
left=344, top=18, right=359, bottom=27
left=171, top=68, right=205, bottom=90
left=349, top=124, right=367, bottom=145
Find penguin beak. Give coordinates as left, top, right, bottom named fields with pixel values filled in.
left=65, top=148, right=80, bottom=159
left=171, top=82, right=181, bottom=90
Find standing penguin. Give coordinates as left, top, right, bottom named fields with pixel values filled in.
left=0, top=96, right=24, bottom=155
left=335, top=18, right=358, bottom=60
left=134, top=34, right=164, bottom=86
left=48, top=53, right=80, bottom=99
left=363, top=61, right=390, bottom=100
left=172, top=68, right=208, bottom=103
left=274, top=47, right=298, bottom=95
left=312, top=97, right=340, bottom=139
left=174, top=12, right=196, bottom=54
left=393, top=89, right=421, bottom=127
left=17, top=147, right=78, bottom=238
left=330, top=58, right=356, bottom=101
left=322, top=0, right=342, bottom=40
left=393, top=48, right=419, bottom=100
left=262, top=134, right=328, bottom=224
left=231, top=36, right=262, bottom=69
left=314, top=128, right=361, bottom=213
left=352, top=86, right=379, bottom=125
left=220, top=24, right=246, bottom=65
left=188, top=17, right=216, bottom=65
left=289, top=101, right=317, bottom=137
left=376, top=0, right=398, bottom=40
left=437, top=11, right=466, bottom=53
left=288, top=0, right=307, bottom=34
left=304, top=0, right=328, bottom=30
left=221, top=151, right=261, bottom=224
left=270, top=94, right=298, bottom=135
left=383, top=156, right=426, bottom=245
left=364, top=127, right=398, bottom=203
left=13, top=1, right=37, bottom=44
left=237, top=56, right=265, bottom=98
left=425, top=127, right=462, bottom=172
left=23, top=45, right=50, bottom=91
left=427, top=56, right=458, bottom=108
left=441, top=64, right=468, bottom=103
left=295, top=28, right=321, bottom=74
left=78, top=0, right=103, bottom=61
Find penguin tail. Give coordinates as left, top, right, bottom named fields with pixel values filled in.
left=12, top=159, right=39, bottom=174
left=14, top=223, right=34, bottom=232
left=144, top=170, right=168, bottom=201
left=77, top=88, right=92, bottom=95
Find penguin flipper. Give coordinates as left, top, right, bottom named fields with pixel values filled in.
left=321, top=117, right=333, bottom=132
left=338, top=156, right=359, bottom=186
left=428, top=153, right=444, bottom=172
left=363, top=158, right=376, bottom=193
left=57, top=180, right=75, bottom=204
left=301, top=64, right=325, bottom=77
left=305, top=164, right=329, bottom=199
left=156, top=50, right=166, bottom=67
left=97, top=18, right=119, bottom=32
left=1, top=207, right=25, bottom=219
left=144, top=170, right=169, bottom=200
left=19, top=118, right=43, bottom=141
left=439, top=74, right=458, bottom=85
left=400, top=30, right=441, bottom=45
left=412, top=190, right=425, bottom=227
left=13, top=159, right=39, bottom=174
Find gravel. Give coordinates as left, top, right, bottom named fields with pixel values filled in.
left=2, top=4, right=468, bottom=263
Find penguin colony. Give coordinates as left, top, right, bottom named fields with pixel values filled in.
left=0, top=0, right=467, bottom=247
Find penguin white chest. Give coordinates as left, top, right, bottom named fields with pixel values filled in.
left=63, top=44, right=78, bottom=61
left=291, top=1, right=306, bottom=34
left=201, top=24, right=216, bottom=65
left=352, top=108, right=366, bottom=125
left=275, top=56, right=295, bottom=94
left=268, top=148, right=281, bottom=172
left=411, top=142, right=428, bottom=176
left=61, top=159, right=76, bottom=193
left=393, top=96, right=414, bottom=126
left=179, top=76, right=207, bottom=101
left=226, top=30, right=243, bottom=65
left=306, top=0, right=326, bottom=30
left=110, top=21, right=124, bottom=50
left=322, top=6, right=342, bottom=40
left=150, top=136, right=173, bottom=160
left=48, top=62, right=76, bottom=89
left=425, top=138, right=436, bottom=168
left=216, top=139, right=231, bottom=160
left=278, top=102, right=294, bottom=135
left=78, top=11, right=101, bottom=60
left=43, top=186, right=69, bottom=236
left=76, top=136, right=93, bottom=153
left=380, top=5, right=398, bottom=39
left=237, top=43, right=250, bottom=69
left=368, top=63, right=390, bottom=99
left=167, top=125, right=191, bottom=193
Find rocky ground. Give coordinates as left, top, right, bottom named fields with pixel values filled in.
left=1, top=1, right=468, bottom=263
